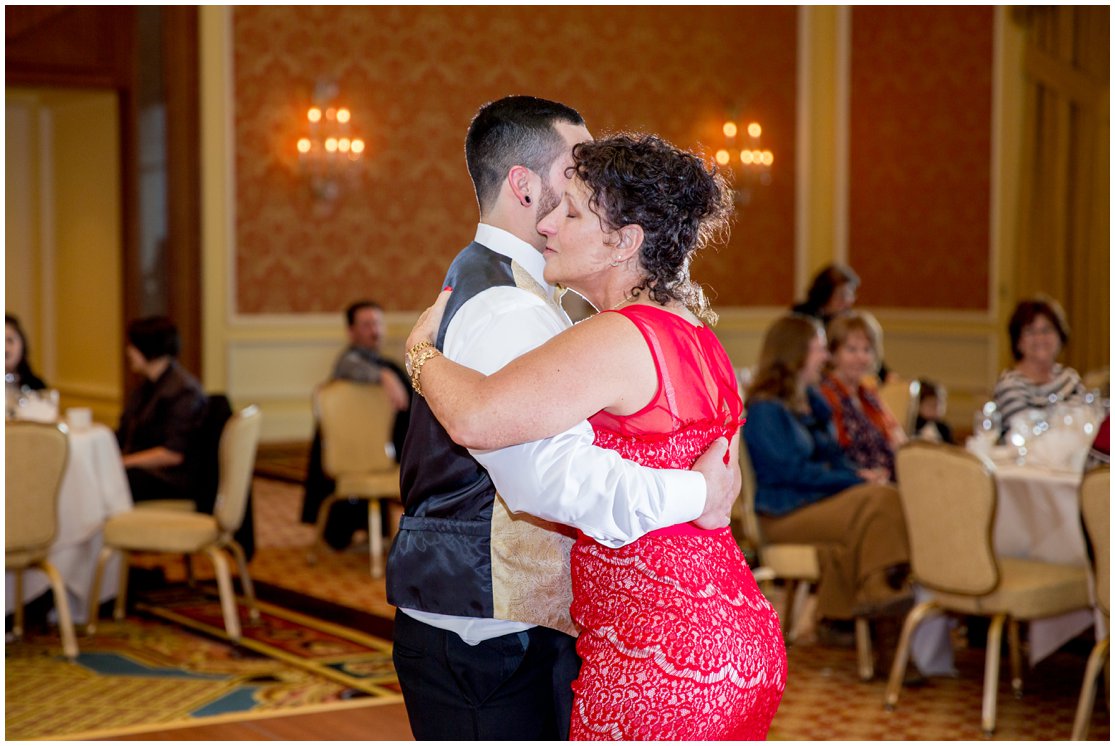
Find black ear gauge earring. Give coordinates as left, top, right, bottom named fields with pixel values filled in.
left=524, top=195, right=532, bottom=204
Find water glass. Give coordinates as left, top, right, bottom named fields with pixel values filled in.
left=973, top=404, right=1001, bottom=443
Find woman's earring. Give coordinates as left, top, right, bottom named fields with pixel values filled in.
left=523, top=195, right=532, bottom=205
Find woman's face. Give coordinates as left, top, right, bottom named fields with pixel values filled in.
left=5, top=323, right=23, bottom=374
left=831, top=329, right=876, bottom=383
left=537, top=177, right=617, bottom=292
left=823, top=282, right=856, bottom=315
left=800, top=331, right=830, bottom=387
left=1017, top=313, right=1062, bottom=366
left=125, top=344, right=147, bottom=375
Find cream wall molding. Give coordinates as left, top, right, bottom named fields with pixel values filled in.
left=833, top=6, right=851, bottom=267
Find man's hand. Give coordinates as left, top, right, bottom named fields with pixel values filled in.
left=382, top=368, right=411, bottom=411
left=691, top=437, right=738, bottom=530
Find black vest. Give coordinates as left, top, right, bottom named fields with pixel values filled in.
left=387, top=243, right=516, bottom=618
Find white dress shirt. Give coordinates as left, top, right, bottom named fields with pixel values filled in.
left=402, top=223, right=706, bottom=644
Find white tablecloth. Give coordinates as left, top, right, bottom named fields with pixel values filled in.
left=5, top=423, right=133, bottom=624
left=993, top=462, right=1099, bottom=665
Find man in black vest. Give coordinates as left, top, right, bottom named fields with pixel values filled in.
left=387, top=96, right=735, bottom=740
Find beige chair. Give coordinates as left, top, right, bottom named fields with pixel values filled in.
left=735, top=441, right=875, bottom=680
left=1072, top=467, right=1109, bottom=740
left=6, top=421, right=78, bottom=659
left=885, top=441, right=1092, bottom=736
left=306, top=380, right=401, bottom=578
left=876, top=375, right=921, bottom=435
left=87, top=405, right=262, bottom=641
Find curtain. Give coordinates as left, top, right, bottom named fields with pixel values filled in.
left=1013, top=6, right=1109, bottom=382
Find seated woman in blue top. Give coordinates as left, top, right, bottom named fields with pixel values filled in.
left=743, top=314, right=910, bottom=625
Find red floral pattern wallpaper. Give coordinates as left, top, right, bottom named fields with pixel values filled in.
left=848, top=7, right=994, bottom=310
left=232, top=7, right=798, bottom=314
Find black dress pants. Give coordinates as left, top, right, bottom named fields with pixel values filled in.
left=392, top=610, right=580, bottom=740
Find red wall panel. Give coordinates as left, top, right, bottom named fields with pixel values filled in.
left=849, top=7, right=994, bottom=310
left=232, top=7, right=798, bottom=314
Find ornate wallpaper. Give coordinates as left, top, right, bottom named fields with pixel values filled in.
left=848, top=7, right=994, bottom=310
left=232, top=6, right=798, bottom=314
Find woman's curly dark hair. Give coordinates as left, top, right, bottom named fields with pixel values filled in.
left=571, top=133, right=733, bottom=325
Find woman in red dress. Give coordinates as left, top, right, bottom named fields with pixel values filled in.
left=406, top=133, right=786, bottom=740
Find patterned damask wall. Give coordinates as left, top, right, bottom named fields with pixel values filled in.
left=232, top=6, right=798, bottom=314
left=848, top=7, right=994, bottom=310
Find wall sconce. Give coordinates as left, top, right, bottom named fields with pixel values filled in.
left=295, top=80, right=365, bottom=201
left=715, top=118, right=773, bottom=205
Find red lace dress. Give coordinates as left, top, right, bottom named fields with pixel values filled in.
left=569, top=305, right=786, bottom=741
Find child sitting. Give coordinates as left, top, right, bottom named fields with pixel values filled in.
left=914, top=379, right=954, bottom=444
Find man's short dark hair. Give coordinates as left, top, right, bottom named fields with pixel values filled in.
left=465, top=95, right=584, bottom=214
left=127, top=316, right=180, bottom=361
left=345, top=300, right=382, bottom=327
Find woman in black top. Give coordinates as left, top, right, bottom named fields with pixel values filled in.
left=116, top=316, right=207, bottom=503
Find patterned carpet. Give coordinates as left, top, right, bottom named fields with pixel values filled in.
left=5, top=593, right=400, bottom=740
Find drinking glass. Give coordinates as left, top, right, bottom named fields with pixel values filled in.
left=973, top=404, right=1001, bottom=443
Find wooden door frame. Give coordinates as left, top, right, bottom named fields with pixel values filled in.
left=5, top=5, right=202, bottom=380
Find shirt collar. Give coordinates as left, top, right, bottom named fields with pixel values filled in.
left=474, top=223, right=552, bottom=292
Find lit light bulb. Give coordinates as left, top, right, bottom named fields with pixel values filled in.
left=296, top=138, right=312, bottom=154
left=325, top=137, right=338, bottom=153
left=722, top=121, right=738, bottom=138
left=715, top=149, right=731, bottom=165
left=337, top=108, right=351, bottom=124
left=747, top=122, right=762, bottom=138
left=740, top=150, right=755, bottom=165
left=761, top=150, right=774, bottom=166
left=351, top=139, right=365, bottom=155
left=338, top=138, right=351, bottom=153
left=307, top=107, right=322, bottom=123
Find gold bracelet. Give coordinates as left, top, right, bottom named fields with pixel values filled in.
left=405, top=340, right=441, bottom=397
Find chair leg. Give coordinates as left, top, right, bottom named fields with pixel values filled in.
left=368, top=497, right=383, bottom=578
left=12, top=569, right=25, bottom=640
left=982, top=613, right=1007, bottom=737
left=113, top=550, right=131, bottom=622
left=225, top=539, right=260, bottom=622
left=855, top=616, right=874, bottom=681
left=780, top=579, right=799, bottom=640
left=184, top=553, right=196, bottom=588
left=1071, top=638, right=1110, bottom=740
left=884, top=600, right=939, bottom=710
left=1008, top=617, right=1024, bottom=698
left=307, top=493, right=342, bottom=564
left=38, top=560, right=78, bottom=659
left=85, top=546, right=116, bottom=635
left=204, top=547, right=241, bottom=641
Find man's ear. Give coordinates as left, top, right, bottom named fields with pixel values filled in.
left=615, top=224, right=645, bottom=262
left=507, top=165, right=534, bottom=207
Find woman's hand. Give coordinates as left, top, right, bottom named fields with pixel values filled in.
left=857, top=467, right=889, bottom=485
left=406, top=289, right=452, bottom=353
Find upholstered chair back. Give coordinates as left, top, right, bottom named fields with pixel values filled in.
left=895, top=441, right=999, bottom=596
left=318, top=380, right=395, bottom=478
left=6, top=422, right=69, bottom=560
left=212, top=406, right=262, bottom=534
